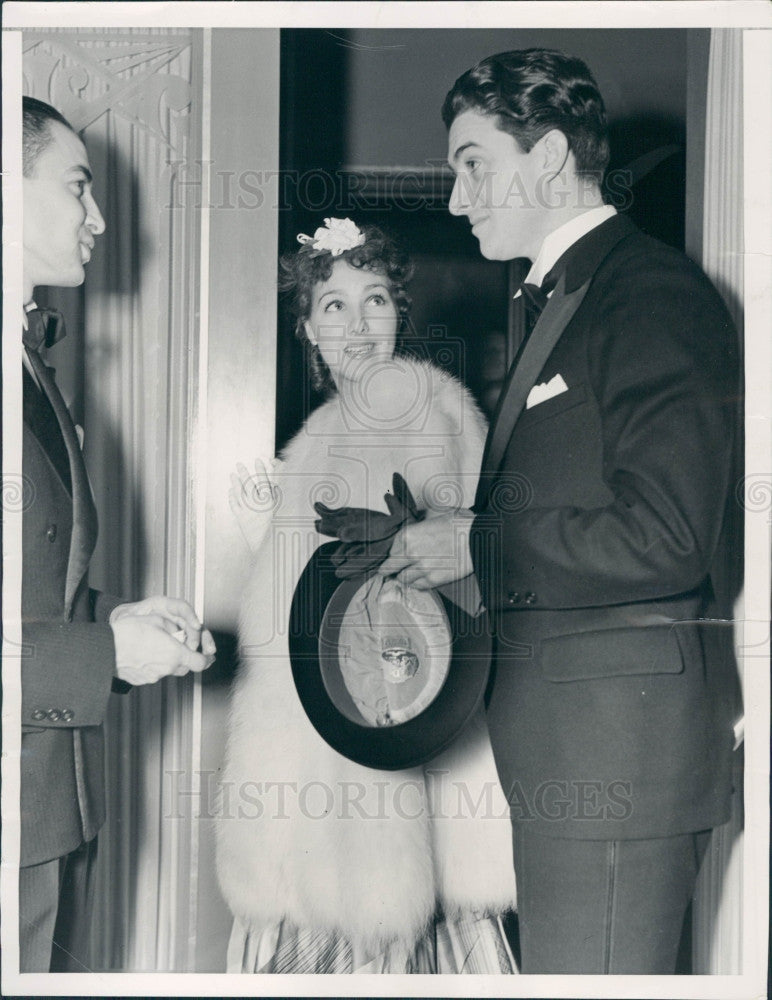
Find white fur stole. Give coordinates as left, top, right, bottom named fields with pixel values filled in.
left=216, top=358, right=516, bottom=953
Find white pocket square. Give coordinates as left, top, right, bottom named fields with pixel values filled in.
left=526, top=373, right=569, bottom=410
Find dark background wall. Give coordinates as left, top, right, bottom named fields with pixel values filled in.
left=277, top=28, right=696, bottom=448
left=342, top=29, right=687, bottom=169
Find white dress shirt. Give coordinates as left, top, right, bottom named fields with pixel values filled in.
left=516, top=204, right=618, bottom=294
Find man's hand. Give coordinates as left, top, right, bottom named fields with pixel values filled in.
left=376, top=509, right=476, bottom=589
left=110, top=595, right=206, bottom=647
left=110, top=596, right=216, bottom=685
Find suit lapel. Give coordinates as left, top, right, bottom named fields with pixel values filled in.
left=25, top=349, right=98, bottom=616
left=474, top=274, right=592, bottom=510
left=474, top=214, right=637, bottom=512
left=23, top=365, right=73, bottom=495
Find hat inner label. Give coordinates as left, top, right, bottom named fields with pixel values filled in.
left=319, top=577, right=452, bottom=728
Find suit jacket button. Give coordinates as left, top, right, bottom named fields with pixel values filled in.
left=46, top=708, right=61, bottom=722
left=62, top=709, right=74, bottom=722
left=31, top=709, right=46, bottom=721
left=525, top=592, right=538, bottom=605
left=46, top=524, right=57, bottom=542
left=507, top=591, right=522, bottom=605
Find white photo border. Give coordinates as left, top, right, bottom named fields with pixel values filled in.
left=2, top=3, right=770, bottom=997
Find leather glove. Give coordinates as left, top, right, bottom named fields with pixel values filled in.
left=314, top=472, right=425, bottom=578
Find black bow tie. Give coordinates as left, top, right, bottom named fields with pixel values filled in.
left=23, top=307, right=67, bottom=352
left=518, top=269, right=560, bottom=326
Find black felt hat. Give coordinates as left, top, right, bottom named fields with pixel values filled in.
left=289, top=541, right=492, bottom=771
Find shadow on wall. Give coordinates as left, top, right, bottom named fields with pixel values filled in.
left=606, top=115, right=686, bottom=250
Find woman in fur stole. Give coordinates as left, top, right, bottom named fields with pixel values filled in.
left=216, top=220, right=517, bottom=973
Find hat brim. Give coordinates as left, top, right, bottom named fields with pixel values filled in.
left=289, top=542, right=492, bottom=770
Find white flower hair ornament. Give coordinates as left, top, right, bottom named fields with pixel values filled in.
left=296, top=217, right=366, bottom=257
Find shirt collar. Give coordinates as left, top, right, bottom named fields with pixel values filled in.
left=22, top=300, right=40, bottom=386
left=22, top=300, right=37, bottom=331
left=519, top=205, right=618, bottom=293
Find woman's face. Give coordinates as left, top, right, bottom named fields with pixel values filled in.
left=305, top=259, right=398, bottom=385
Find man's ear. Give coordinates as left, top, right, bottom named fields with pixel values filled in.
left=539, top=129, right=570, bottom=179
left=304, top=320, right=317, bottom=346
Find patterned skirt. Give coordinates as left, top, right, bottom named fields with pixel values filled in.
left=227, top=910, right=518, bottom=974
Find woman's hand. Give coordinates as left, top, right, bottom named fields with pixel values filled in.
left=229, top=457, right=281, bottom=556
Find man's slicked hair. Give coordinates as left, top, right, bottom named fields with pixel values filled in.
left=23, top=96, right=73, bottom=177
left=442, top=48, right=610, bottom=183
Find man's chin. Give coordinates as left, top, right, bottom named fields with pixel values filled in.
left=56, top=267, right=87, bottom=288
left=473, top=234, right=514, bottom=262
left=477, top=242, right=510, bottom=262
left=28, top=264, right=86, bottom=293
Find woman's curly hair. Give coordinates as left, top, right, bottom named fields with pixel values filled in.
left=279, top=223, right=414, bottom=392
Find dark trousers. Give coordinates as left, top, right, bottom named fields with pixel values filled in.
left=19, top=837, right=98, bottom=972
left=513, top=826, right=710, bottom=973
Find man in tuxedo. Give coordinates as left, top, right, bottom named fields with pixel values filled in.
left=379, top=50, right=740, bottom=972
left=20, top=96, right=216, bottom=972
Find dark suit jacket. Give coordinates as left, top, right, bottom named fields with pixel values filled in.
left=471, top=214, right=741, bottom=840
left=21, top=360, right=122, bottom=867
